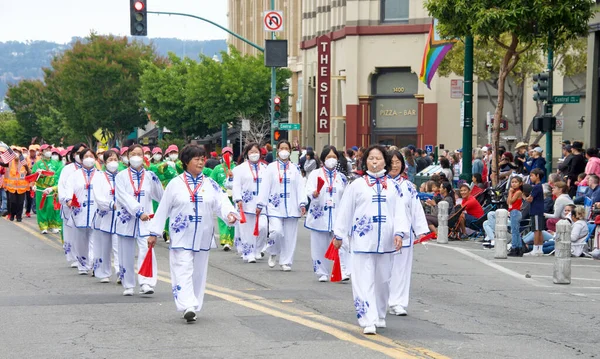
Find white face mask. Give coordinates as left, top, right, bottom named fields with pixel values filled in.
left=324, top=158, right=338, bottom=169
left=144, top=154, right=151, bottom=160
left=169, top=154, right=178, bottom=161
left=278, top=150, right=290, bottom=160
left=106, top=161, right=119, bottom=173
left=43, top=151, right=52, bottom=158
left=248, top=153, right=260, bottom=162
left=129, top=156, right=143, bottom=169
left=153, top=154, right=162, bottom=161
left=82, top=157, right=96, bottom=168
left=122, top=157, right=129, bottom=165
left=74, top=154, right=81, bottom=163
left=51, top=155, right=59, bottom=161
left=367, top=169, right=386, bottom=178
left=23, top=153, right=29, bottom=159
left=62, top=158, right=67, bottom=165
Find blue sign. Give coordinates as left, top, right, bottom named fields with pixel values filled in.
left=425, top=145, right=434, bottom=153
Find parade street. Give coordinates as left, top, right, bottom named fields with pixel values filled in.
left=1, top=217, right=599, bottom=359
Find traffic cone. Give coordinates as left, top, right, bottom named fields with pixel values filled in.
left=138, top=244, right=154, bottom=278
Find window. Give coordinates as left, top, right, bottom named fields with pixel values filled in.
left=381, top=0, right=409, bottom=22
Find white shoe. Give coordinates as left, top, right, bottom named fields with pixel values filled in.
left=140, top=284, right=154, bottom=295
left=100, top=277, right=110, bottom=283
left=41, top=229, right=48, bottom=234
left=268, top=255, right=276, bottom=268
left=78, top=270, right=88, bottom=275
left=524, top=250, right=543, bottom=257
left=363, top=325, right=377, bottom=335
left=50, top=228, right=60, bottom=234
left=183, top=307, right=197, bottom=323
left=390, top=306, right=408, bottom=316
left=281, top=264, right=292, bottom=272
left=247, top=257, right=257, bottom=263
left=375, top=319, right=386, bottom=328
left=123, top=288, right=134, bottom=296
left=318, top=275, right=328, bottom=282
left=341, top=275, right=350, bottom=282
left=70, top=262, right=78, bottom=268
left=223, top=244, right=231, bottom=251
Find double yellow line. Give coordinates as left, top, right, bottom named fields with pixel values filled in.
left=11, top=219, right=449, bottom=359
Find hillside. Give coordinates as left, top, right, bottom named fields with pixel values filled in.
left=0, top=37, right=228, bottom=103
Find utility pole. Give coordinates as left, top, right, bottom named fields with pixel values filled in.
left=460, top=35, right=474, bottom=181
left=545, top=34, right=554, bottom=176
left=269, top=0, right=277, bottom=155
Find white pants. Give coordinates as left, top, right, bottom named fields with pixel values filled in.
left=170, top=249, right=210, bottom=312
left=239, top=213, right=268, bottom=261
left=112, top=234, right=119, bottom=274
left=310, top=230, right=350, bottom=278
left=63, top=224, right=77, bottom=263
left=118, top=235, right=157, bottom=289
left=72, top=227, right=94, bottom=271
left=351, top=253, right=392, bottom=328
left=388, top=246, right=413, bottom=309
left=267, top=217, right=298, bottom=266
left=92, top=230, right=117, bottom=279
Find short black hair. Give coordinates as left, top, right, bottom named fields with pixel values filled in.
left=180, top=145, right=206, bottom=171
left=276, top=140, right=291, bottom=151
left=69, top=143, right=88, bottom=163
left=586, top=147, right=599, bottom=158
left=530, top=168, right=544, bottom=179
left=103, top=149, right=119, bottom=163
left=242, top=142, right=260, bottom=160
left=79, top=148, right=97, bottom=160
left=361, top=145, right=391, bottom=173
left=472, top=173, right=483, bottom=183
left=345, top=149, right=354, bottom=157
left=388, top=150, right=405, bottom=174
left=319, top=145, right=340, bottom=163
left=128, top=144, right=144, bottom=156
left=440, top=157, right=451, bottom=169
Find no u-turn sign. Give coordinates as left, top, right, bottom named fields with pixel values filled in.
left=263, top=11, right=284, bottom=32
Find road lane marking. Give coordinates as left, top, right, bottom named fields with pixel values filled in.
left=531, top=275, right=600, bottom=282
left=500, top=260, right=600, bottom=268
left=11, top=221, right=63, bottom=251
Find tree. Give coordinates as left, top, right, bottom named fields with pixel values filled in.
left=241, top=114, right=271, bottom=146
left=425, top=0, right=595, bottom=185
left=5, top=79, right=47, bottom=142
left=0, top=112, right=27, bottom=146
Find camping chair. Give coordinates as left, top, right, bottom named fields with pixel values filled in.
left=579, top=223, right=597, bottom=258
left=447, top=206, right=466, bottom=240
left=466, top=204, right=495, bottom=238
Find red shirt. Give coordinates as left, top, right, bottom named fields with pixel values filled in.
left=462, top=196, right=484, bottom=219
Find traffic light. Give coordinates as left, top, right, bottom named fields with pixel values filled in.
left=532, top=114, right=556, bottom=132
left=532, top=72, right=549, bottom=102
left=273, top=130, right=288, bottom=141
left=130, top=0, right=147, bottom=36
left=273, top=95, right=281, bottom=120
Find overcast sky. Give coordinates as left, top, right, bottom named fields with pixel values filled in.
left=0, top=0, right=228, bottom=43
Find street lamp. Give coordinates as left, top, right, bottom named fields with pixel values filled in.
left=578, top=116, right=585, bottom=129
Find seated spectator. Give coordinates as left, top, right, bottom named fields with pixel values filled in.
left=545, top=182, right=574, bottom=232
left=471, top=173, right=486, bottom=190
left=573, top=173, right=589, bottom=204
left=543, top=184, right=554, bottom=214
left=528, top=206, right=588, bottom=256
left=523, top=204, right=576, bottom=253
left=458, top=183, right=484, bottom=233
left=524, top=147, right=547, bottom=182
left=499, top=152, right=518, bottom=180
left=425, top=182, right=456, bottom=233
left=579, top=148, right=600, bottom=186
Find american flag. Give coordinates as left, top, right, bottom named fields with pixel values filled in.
left=0, top=142, right=15, bottom=164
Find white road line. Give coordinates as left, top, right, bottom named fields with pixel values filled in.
left=531, top=275, right=600, bottom=283
left=500, top=260, right=600, bottom=268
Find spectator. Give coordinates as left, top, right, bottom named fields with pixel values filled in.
left=205, top=151, right=220, bottom=169
left=499, top=152, right=517, bottom=180
left=522, top=204, right=576, bottom=254
left=402, top=147, right=416, bottom=183
left=568, top=142, right=587, bottom=196
left=471, top=173, right=485, bottom=190
left=568, top=206, right=591, bottom=257
left=265, top=144, right=274, bottom=163
left=450, top=152, right=461, bottom=186
left=415, top=149, right=429, bottom=173
left=557, top=145, right=573, bottom=180
left=579, top=148, right=600, bottom=187
left=472, top=148, right=484, bottom=177
left=544, top=181, right=573, bottom=233
left=458, top=183, right=484, bottom=228
left=425, top=182, right=455, bottom=233
left=524, top=168, right=546, bottom=256
left=513, top=142, right=529, bottom=174
left=524, top=147, right=546, bottom=182
left=439, top=158, right=453, bottom=182
left=303, top=147, right=319, bottom=178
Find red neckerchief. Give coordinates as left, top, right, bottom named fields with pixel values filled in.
left=364, top=174, right=387, bottom=190
left=248, top=161, right=259, bottom=182
left=322, top=167, right=337, bottom=194
left=128, top=168, right=145, bottom=197
left=104, top=172, right=115, bottom=195
left=81, top=168, right=96, bottom=189
left=181, top=173, right=204, bottom=202
left=277, top=160, right=288, bottom=184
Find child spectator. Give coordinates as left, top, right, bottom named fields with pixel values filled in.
left=524, top=168, right=545, bottom=256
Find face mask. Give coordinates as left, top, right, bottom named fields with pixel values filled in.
left=82, top=157, right=96, bottom=168
left=122, top=157, right=129, bottom=165
left=153, top=154, right=162, bottom=161
left=279, top=150, right=290, bottom=160
left=74, top=154, right=81, bottom=163
left=44, top=151, right=52, bottom=158
left=62, top=158, right=67, bottom=165
left=23, top=153, right=29, bottom=159
left=129, top=156, right=143, bottom=169
left=325, top=158, right=338, bottom=169
left=144, top=154, right=151, bottom=160
left=169, top=154, right=178, bottom=161
left=248, top=153, right=260, bottom=162
left=106, top=161, right=119, bottom=172
left=51, top=155, right=59, bottom=161
left=367, top=169, right=386, bottom=178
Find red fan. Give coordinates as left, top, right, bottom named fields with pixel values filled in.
left=41, top=170, right=55, bottom=177
left=70, top=194, right=81, bottom=208
left=238, top=203, right=247, bottom=224
left=414, top=232, right=437, bottom=244
left=144, top=157, right=150, bottom=168
left=30, top=189, right=35, bottom=198
left=138, top=244, right=154, bottom=278
left=253, top=215, right=259, bottom=236
left=40, top=193, right=47, bottom=208
left=53, top=196, right=61, bottom=210
left=316, top=177, right=325, bottom=193
left=148, top=214, right=155, bottom=219
left=324, top=239, right=342, bottom=282
left=24, top=173, right=40, bottom=183
left=223, top=152, right=232, bottom=170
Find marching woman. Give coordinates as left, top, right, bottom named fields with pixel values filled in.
left=333, top=145, right=410, bottom=335
left=147, top=145, right=238, bottom=322
left=258, top=140, right=307, bottom=271
left=63, top=148, right=99, bottom=275
left=232, top=143, right=269, bottom=263
left=304, top=145, right=349, bottom=282
left=115, top=144, right=164, bottom=296
left=58, top=143, right=87, bottom=268
left=386, top=150, right=429, bottom=317
left=91, top=150, right=121, bottom=283
left=211, top=147, right=236, bottom=251
left=32, top=144, right=63, bottom=234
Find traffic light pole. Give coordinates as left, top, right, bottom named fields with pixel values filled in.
left=269, top=0, right=277, bottom=155
left=545, top=34, right=554, bottom=176
left=460, top=35, right=474, bottom=181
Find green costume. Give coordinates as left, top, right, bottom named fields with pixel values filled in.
left=31, top=158, right=63, bottom=231
left=211, top=162, right=236, bottom=246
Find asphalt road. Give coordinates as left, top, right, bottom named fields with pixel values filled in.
left=1, top=215, right=599, bottom=359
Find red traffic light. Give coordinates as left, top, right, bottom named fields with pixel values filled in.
left=273, top=96, right=281, bottom=105
left=134, top=1, right=144, bottom=11
left=274, top=131, right=281, bottom=140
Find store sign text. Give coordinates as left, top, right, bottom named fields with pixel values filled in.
left=379, top=109, right=416, bottom=116
left=317, top=35, right=331, bottom=133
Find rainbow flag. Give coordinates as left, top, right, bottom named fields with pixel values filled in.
left=419, top=19, right=455, bottom=89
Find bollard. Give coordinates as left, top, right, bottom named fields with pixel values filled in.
left=494, top=209, right=508, bottom=259
left=437, top=201, right=449, bottom=244
left=553, top=219, right=572, bottom=284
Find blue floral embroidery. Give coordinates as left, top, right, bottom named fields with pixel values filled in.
left=310, top=206, right=324, bottom=220
left=72, top=206, right=82, bottom=216
left=63, top=242, right=72, bottom=255
left=117, top=208, right=131, bottom=224
left=269, top=194, right=281, bottom=208
left=118, top=265, right=126, bottom=281
left=353, top=215, right=373, bottom=237
left=234, top=236, right=242, bottom=249
left=406, top=182, right=417, bottom=198
left=354, top=297, right=370, bottom=319
left=267, top=239, right=275, bottom=246
left=242, top=190, right=253, bottom=203
left=97, top=209, right=108, bottom=217
left=211, top=179, right=221, bottom=192
left=93, top=258, right=103, bottom=271
left=242, top=243, right=254, bottom=256
left=170, top=213, right=189, bottom=233
left=313, top=260, right=321, bottom=272
left=172, top=285, right=182, bottom=299
left=77, top=256, right=87, bottom=268
left=151, top=173, right=160, bottom=183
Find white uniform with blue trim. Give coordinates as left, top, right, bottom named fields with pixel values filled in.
left=232, top=161, right=268, bottom=262
left=114, top=167, right=164, bottom=290
left=333, top=173, right=410, bottom=328
left=90, top=170, right=120, bottom=280
left=58, top=161, right=82, bottom=263
left=149, top=172, right=237, bottom=312
left=259, top=159, right=307, bottom=267
left=304, top=167, right=350, bottom=279
left=63, top=167, right=98, bottom=272
left=387, top=174, right=429, bottom=312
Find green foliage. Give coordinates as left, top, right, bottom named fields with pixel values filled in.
left=0, top=112, right=27, bottom=146
left=5, top=79, right=48, bottom=141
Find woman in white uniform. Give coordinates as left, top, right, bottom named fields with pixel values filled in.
left=258, top=140, right=307, bottom=272
left=333, top=145, right=410, bottom=335
left=91, top=150, right=121, bottom=283
left=63, top=148, right=98, bottom=275
left=232, top=143, right=268, bottom=263
left=115, top=144, right=164, bottom=296
left=304, top=145, right=349, bottom=282
left=148, top=145, right=238, bottom=322
left=386, top=150, right=429, bottom=317
left=58, top=143, right=87, bottom=268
